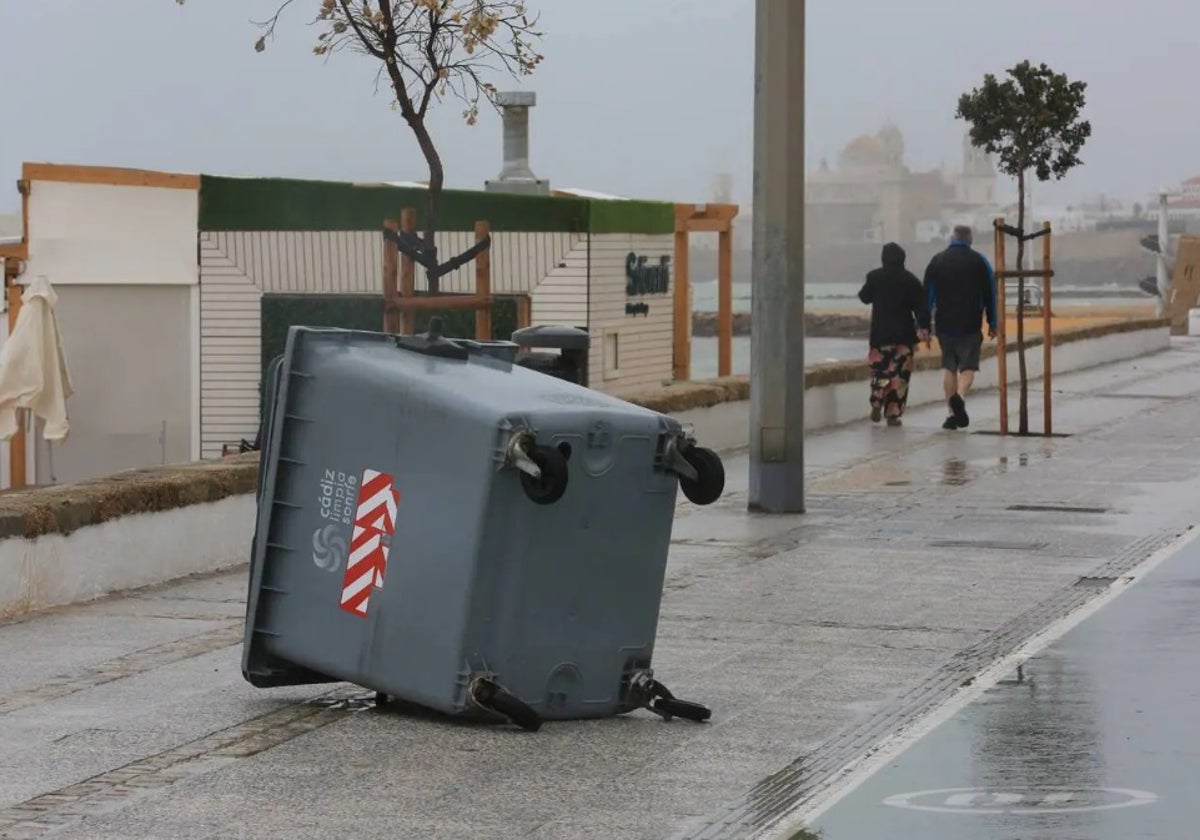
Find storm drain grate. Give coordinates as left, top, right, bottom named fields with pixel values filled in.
left=1075, top=575, right=1120, bottom=588
left=1007, top=503, right=1109, bottom=514
left=928, top=539, right=1047, bottom=551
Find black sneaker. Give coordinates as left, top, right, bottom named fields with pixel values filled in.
left=949, top=394, right=969, bottom=428
left=942, top=416, right=960, bottom=430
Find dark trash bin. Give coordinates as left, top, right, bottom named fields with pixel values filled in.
left=511, top=325, right=591, bottom=387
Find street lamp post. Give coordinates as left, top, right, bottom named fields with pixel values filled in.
left=749, top=0, right=806, bottom=513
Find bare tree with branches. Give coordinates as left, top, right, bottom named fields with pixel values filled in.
left=178, top=0, right=544, bottom=293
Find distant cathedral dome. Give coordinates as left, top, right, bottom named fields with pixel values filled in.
left=838, top=123, right=906, bottom=172
left=839, top=135, right=884, bottom=170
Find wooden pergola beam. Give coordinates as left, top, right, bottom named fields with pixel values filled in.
left=21, top=162, right=199, bottom=190
left=672, top=202, right=741, bottom=381
left=674, top=203, right=740, bottom=224
left=384, top=294, right=494, bottom=312
left=995, top=269, right=1055, bottom=280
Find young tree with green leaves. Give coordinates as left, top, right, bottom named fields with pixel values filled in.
left=177, top=0, right=544, bottom=294
left=956, top=60, right=1091, bottom=435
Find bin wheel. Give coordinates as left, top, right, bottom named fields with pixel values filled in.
left=520, top=444, right=569, bottom=506
left=375, top=691, right=389, bottom=708
left=652, top=697, right=713, bottom=723
left=679, top=446, right=725, bottom=506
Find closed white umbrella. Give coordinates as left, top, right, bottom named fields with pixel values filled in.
left=0, top=275, right=73, bottom=444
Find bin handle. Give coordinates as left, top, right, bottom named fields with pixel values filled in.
left=661, top=433, right=699, bottom=482
left=470, top=677, right=543, bottom=732
left=629, top=672, right=711, bottom=723
left=504, top=430, right=542, bottom=479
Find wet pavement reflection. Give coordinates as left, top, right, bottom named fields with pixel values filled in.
left=803, top=532, right=1200, bottom=839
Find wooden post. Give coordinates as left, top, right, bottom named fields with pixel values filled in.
left=516, top=295, right=532, bottom=329
left=6, top=281, right=24, bottom=488
left=717, top=225, right=733, bottom=377
left=399, top=209, right=417, bottom=335
left=5, top=181, right=30, bottom=488
left=994, top=218, right=1008, bottom=436
left=382, top=218, right=400, bottom=334
left=474, top=220, right=492, bottom=341
left=1042, top=220, right=1053, bottom=437
left=672, top=223, right=690, bottom=381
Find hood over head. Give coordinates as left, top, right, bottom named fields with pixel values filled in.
left=881, top=241, right=906, bottom=268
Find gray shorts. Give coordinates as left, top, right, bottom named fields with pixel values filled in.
left=939, top=332, right=983, bottom=372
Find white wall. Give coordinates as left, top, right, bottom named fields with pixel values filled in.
left=25, top=181, right=198, bottom=286
left=0, top=494, right=253, bottom=620
left=588, top=234, right=675, bottom=393
left=198, top=229, right=581, bottom=458
left=16, top=179, right=200, bottom=482
left=199, top=229, right=576, bottom=296
left=530, top=234, right=589, bottom=329
left=673, top=326, right=1172, bottom=453
left=33, top=285, right=194, bottom=484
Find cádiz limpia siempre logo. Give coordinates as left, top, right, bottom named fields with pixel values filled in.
left=311, top=467, right=401, bottom=619
left=311, top=523, right=347, bottom=572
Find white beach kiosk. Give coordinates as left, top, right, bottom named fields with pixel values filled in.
left=0, top=163, right=737, bottom=489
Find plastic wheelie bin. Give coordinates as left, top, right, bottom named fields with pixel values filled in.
left=242, top=322, right=726, bottom=731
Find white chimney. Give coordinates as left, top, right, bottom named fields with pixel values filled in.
left=485, top=91, right=550, bottom=195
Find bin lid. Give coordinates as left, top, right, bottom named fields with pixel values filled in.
left=393, top=316, right=521, bottom=362
left=510, top=324, right=591, bottom=350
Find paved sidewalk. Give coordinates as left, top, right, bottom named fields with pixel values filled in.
left=2, top=340, right=1199, bottom=840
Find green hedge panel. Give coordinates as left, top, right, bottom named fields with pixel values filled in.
left=201, top=176, right=585, bottom=233
left=200, top=175, right=677, bottom=235
left=586, top=198, right=675, bottom=236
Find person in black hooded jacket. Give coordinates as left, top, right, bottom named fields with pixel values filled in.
left=858, top=242, right=930, bottom=426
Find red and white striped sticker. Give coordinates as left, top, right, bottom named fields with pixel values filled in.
left=339, top=468, right=401, bottom=618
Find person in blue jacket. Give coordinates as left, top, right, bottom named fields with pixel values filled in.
left=922, top=226, right=998, bottom=430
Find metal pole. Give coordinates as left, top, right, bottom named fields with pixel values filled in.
left=994, top=218, right=1008, bottom=436
left=1156, top=189, right=1170, bottom=316
left=1041, top=221, right=1052, bottom=437
left=749, top=0, right=805, bottom=513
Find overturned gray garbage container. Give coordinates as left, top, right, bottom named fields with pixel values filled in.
left=242, top=322, right=725, bottom=731
left=511, top=324, right=590, bottom=386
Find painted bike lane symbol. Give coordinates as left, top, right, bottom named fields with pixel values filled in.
left=883, top=787, right=1158, bottom=815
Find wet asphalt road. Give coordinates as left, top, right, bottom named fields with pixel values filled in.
left=805, top=530, right=1200, bottom=840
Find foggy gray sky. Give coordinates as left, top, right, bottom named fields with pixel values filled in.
left=2, top=0, right=1197, bottom=213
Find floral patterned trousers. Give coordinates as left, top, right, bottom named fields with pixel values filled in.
left=868, top=344, right=915, bottom=419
